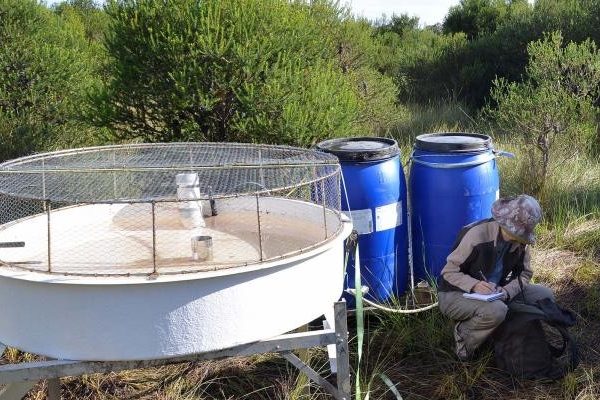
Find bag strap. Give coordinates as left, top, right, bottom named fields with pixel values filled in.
left=518, top=275, right=527, bottom=304
left=507, top=301, right=546, bottom=317
left=554, top=325, right=580, bottom=372
left=540, top=322, right=580, bottom=377
left=546, top=327, right=567, bottom=358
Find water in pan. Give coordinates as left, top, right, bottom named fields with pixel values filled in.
left=0, top=201, right=331, bottom=276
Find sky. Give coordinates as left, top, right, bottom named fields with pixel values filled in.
left=344, top=0, right=460, bottom=26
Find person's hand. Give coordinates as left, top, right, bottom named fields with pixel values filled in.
left=498, top=287, right=509, bottom=301
left=472, top=281, right=497, bottom=294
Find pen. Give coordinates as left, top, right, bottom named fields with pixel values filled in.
left=479, top=270, right=488, bottom=282
left=480, top=270, right=501, bottom=293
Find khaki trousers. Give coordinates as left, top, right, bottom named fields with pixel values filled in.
left=438, top=284, right=554, bottom=357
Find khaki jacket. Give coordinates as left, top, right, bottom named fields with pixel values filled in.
left=438, top=219, right=533, bottom=300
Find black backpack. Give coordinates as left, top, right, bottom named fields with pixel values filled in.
left=492, top=298, right=579, bottom=380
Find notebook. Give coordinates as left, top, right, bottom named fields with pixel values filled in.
left=462, top=292, right=504, bottom=302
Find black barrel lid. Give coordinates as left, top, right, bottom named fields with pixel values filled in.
left=415, top=133, right=492, bottom=152
left=316, top=137, right=399, bottom=162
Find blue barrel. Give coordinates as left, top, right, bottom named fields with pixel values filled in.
left=410, top=133, right=500, bottom=281
left=316, top=137, right=408, bottom=303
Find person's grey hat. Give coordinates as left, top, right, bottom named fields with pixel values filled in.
left=491, top=195, right=542, bottom=244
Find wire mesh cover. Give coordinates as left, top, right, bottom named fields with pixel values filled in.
left=0, top=143, right=343, bottom=276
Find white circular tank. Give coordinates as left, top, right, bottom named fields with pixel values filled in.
left=0, top=143, right=349, bottom=360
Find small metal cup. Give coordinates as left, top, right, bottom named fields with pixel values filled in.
left=191, top=235, right=213, bottom=261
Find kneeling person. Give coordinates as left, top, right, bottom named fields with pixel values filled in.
left=438, top=194, right=554, bottom=360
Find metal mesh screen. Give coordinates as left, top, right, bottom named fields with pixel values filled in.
left=0, top=143, right=343, bottom=276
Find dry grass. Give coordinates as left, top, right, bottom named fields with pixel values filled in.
left=9, top=355, right=307, bottom=400
left=531, top=248, right=582, bottom=286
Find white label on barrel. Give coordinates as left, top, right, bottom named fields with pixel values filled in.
left=375, top=202, right=402, bottom=232
left=349, top=209, right=373, bottom=234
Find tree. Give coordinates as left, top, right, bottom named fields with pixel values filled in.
left=377, top=14, right=420, bottom=36
left=0, top=0, right=108, bottom=162
left=443, top=0, right=521, bottom=39
left=54, top=0, right=110, bottom=44
left=93, top=0, right=401, bottom=146
left=485, top=32, right=600, bottom=195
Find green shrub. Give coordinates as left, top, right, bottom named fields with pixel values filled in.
left=388, top=0, right=600, bottom=108
left=94, top=0, right=401, bottom=146
left=0, top=0, right=108, bottom=162
left=443, top=0, right=518, bottom=40
left=375, top=24, right=469, bottom=104
left=485, top=32, right=600, bottom=196
left=54, top=0, right=110, bottom=45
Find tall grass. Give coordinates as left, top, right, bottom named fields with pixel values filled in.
left=496, top=139, right=600, bottom=228
left=391, top=100, right=476, bottom=147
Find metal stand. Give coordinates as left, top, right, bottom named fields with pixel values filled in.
left=0, top=301, right=351, bottom=400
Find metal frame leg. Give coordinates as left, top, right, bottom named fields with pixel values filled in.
left=0, top=344, right=36, bottom=400
left=47, top=378, right=60, bottom=400
left=323, top=318, right=337, bottom=373
left=282, top=301, right=350, bottom=400
left=0, top=381, right=36, bottom=400
left=334, top=301, right=351, bottom=400
left=282, top=351, right=340, bottom=397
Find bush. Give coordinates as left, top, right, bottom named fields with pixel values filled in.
left=54, top=0, right=110, bottom=45
left=0, top=0, right=107, bottom=162
left=94, top=0, right=401, bottom=146
left=389, top=0, right=600, bottom=108
left=485, top=32, right=600, bottom=196
left=375, top=23, right=469, bottom=103
left=443, top=0, right=517, bottom=40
